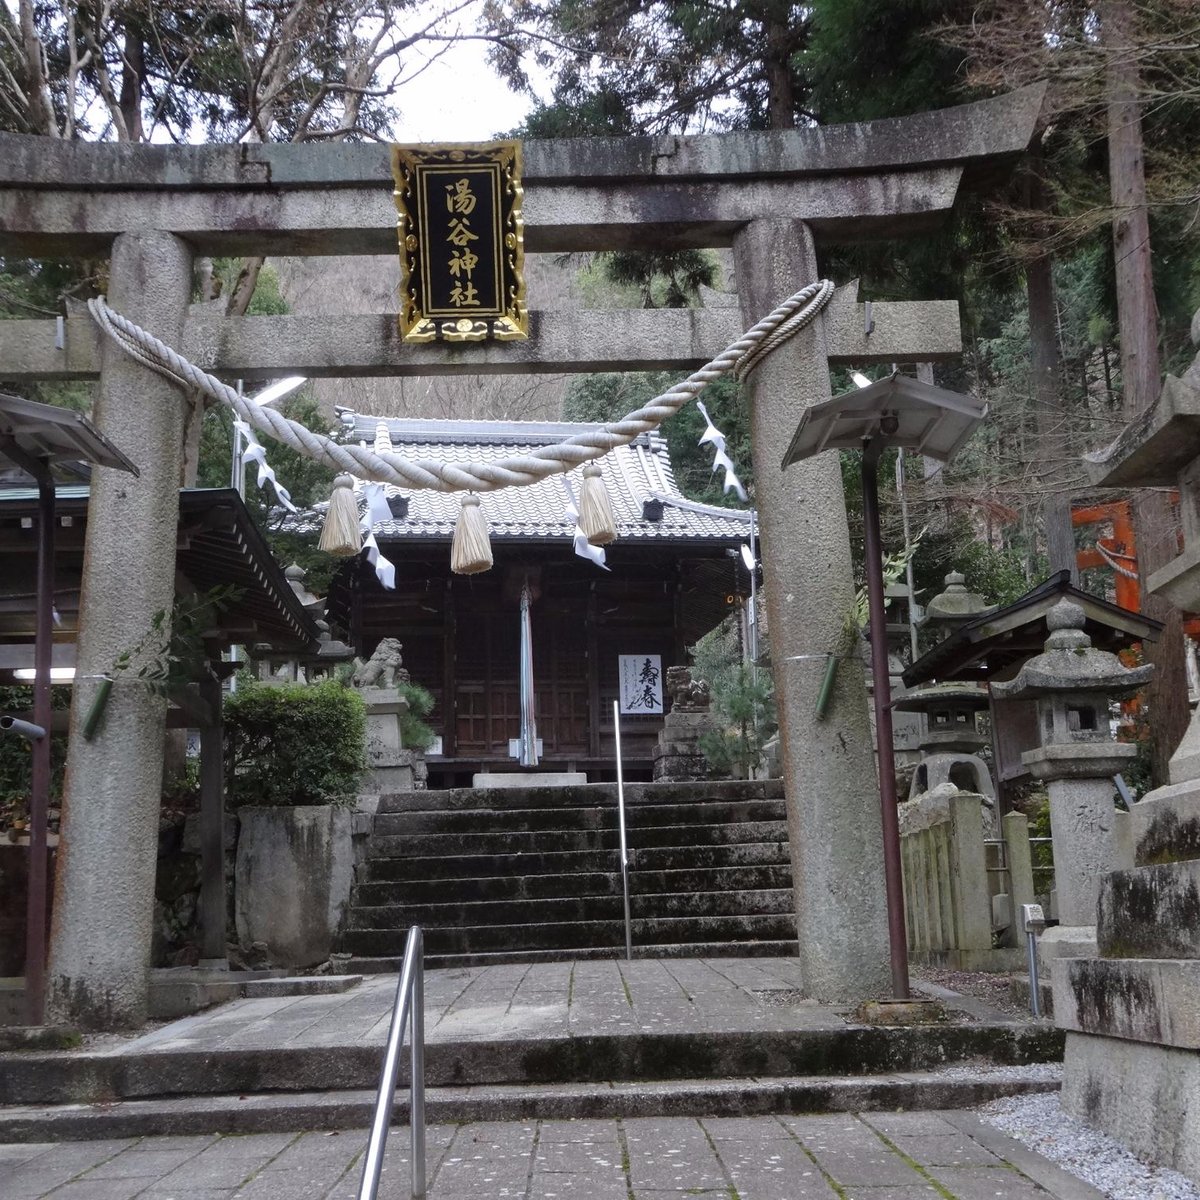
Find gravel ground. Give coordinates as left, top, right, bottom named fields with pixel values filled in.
left=980, top=1091, right=1200, bottom=1200
left=936, top=1060, right=1061, bottom=1082
left=913, top=964, right=1031, bottom=1017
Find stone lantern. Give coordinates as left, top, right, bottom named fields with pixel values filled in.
left=894, top=683, right=994, bottom=804
left=920, top=571, right=996, bottom=640
left=992, top=599, right=1151, bottom=964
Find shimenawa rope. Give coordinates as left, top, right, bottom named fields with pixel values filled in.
left=86, top=280, right=834, bottom=494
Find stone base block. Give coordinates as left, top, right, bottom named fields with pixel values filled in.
left=1008, top=973, right=1054, bottom=1019
left=235, top=806, right=356, bottom=968
left=1098, top=860, right=1200, bottom=958
left=1131, top=780, right=1200, bottom=866
left=148, top=977, right=240, bottom=1020
left=1036, top=924, right=1097, bottom=973
left=472, top=772, right=588, bottom=788
left=239, top=975, right=362, bottom=999
left=1062, top=1031, right=1200, bottom=1186
left=1052, top=956, right=1200, bottom=1049
left=363, top=764, right=414, bottom=793
left=652, top=751, right=709, bottom=783
left=854, top=998, right=945, bottom=1026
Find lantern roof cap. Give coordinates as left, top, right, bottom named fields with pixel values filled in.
left=991, top=600, right=1153, bottom=700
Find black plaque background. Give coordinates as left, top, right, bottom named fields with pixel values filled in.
left=416, top=164, right=504, bottom=318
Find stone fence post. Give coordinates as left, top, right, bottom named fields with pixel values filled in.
left=1002, top=810, right=1037, bottom=939
left=899, top=790, right=992, bottom=969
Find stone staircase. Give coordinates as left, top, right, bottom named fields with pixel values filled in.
left=339, top=779, right=798, bottom=970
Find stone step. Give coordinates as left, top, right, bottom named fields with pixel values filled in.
left=371, top=799, right=787, bottom=837
left=365, top=820, right=789, bottom=859
left=1097, top=860, right=1200, bottom=958
left=394, top=940, right=802, bottom=970
left=1052, top=957, right=1200, bottom=1049
left=0, top=1022, right=1063, bottom=1108
left=0, top=1070, right=1060, bottom=1141
left=341, top=914, right=799, bottom=957
left=352, top=864, right=794, bottom=907
left=360, top=841, right=791, bottom=882
left=375, top=779, right=786, bottom=814
left=346, top=888, right=796, bottom=930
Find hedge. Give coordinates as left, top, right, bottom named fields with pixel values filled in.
left=224, top=679, right=365, bottom=807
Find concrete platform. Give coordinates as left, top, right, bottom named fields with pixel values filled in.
left=0, top=958, right=1061, bottom=1139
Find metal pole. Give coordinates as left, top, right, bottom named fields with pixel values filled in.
left=25, top=465, right=54, bottom=1026
left=410, top=928, right=426, bottom=1199
left=612, top=700, right=632, bottom=962
left=748, top=508, right=759, bottom=670
left=358, top=926, right=423, bottom=1200
left=229, top=381, right=244, bottom=691
left=1026, top=927, right=1042, bottom=1019
left=861, top=441, right=910, bottom=999
left=231, top=380, right=245, bottom=496
left=895, top=449, right=920, bottom=661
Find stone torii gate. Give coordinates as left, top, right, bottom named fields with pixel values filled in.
left=0, top=84, right=1044, bottom=1027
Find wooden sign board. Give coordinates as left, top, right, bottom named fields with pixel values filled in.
left=391, top=141, right=528, bottom=343
left=619, top=654, right=664, bottom=715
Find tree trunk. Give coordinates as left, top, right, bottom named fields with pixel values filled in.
left=1025, top=154, right=1078, bottom=580
left=118, top=23, right=145, bottom=143
left=763, top=13, right=795, bottom=130
left=17, top=0, right=59, bottom=136
left=1103, top=0, right=1187, bottom=785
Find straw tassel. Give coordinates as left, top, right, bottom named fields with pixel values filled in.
left=451, top=493, right=493, bottom=574
left=318, top=473, right=362, bottom=556
left=578, top=462, right=617, bottom=546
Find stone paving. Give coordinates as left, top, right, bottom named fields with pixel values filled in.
left=0, top=1111, right=1103, bottom=1199
left=116, top=959, right=828, bottom=1060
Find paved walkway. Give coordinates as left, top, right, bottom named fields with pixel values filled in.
left=0, top=1111, right=1102, bottom=1199
left=125, top=959, right=830, bottom=1059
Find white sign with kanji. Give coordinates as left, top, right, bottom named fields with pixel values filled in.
left=618, top=654, right=664, bottom=715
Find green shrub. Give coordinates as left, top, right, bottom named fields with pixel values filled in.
left=0, top=684, right=71, bottom=815
left=224, top=679, right=365, bottom=808
left=398, top=681, right=437, bottom=752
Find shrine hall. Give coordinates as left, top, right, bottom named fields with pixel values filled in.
left=319, top=413, right=753, bottom=786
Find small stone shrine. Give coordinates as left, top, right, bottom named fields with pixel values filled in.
left=652, top=666, right=717, bottom=782
left=992, top=600, right=1151, bottom=965
left=1056, top=314, right=1200, bottom=1183
left=351, top=637, right=426, bottom=792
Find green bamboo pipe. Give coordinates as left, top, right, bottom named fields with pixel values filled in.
left=81, top=676, right=113, bottom=741
left=814, top=653, right=838, bottom=720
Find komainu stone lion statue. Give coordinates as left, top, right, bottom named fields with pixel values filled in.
left=666, top=665, right=711, bottom=712
left=351, top=637, right=409, bottom=689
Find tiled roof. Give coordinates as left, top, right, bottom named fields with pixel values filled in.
left=320, top=412, right=752, bottom=544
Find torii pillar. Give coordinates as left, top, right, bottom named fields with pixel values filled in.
left=48, top=232, right=193, bottom=1028
left=735, top=221, right=890, bottom=1001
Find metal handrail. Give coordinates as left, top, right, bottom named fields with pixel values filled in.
left=358, top=925, right=426, bottom=1200
left=612, top=700, right=633, bottom=961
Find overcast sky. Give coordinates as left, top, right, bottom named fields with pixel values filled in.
left=388, top=38, right=541, bottom=143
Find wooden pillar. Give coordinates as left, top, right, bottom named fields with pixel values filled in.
left=48, top=230, right=193, bottom=1029
left=442, top=579, right=456, bottom=760
left=198, top=670, right=227, bottom=966
left=587, top=590, right=601, bottom=759
left=732, top=218, right=890, bottom=1002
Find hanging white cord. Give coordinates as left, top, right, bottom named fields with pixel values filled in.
left=87, top=280, right=834, bottom=494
